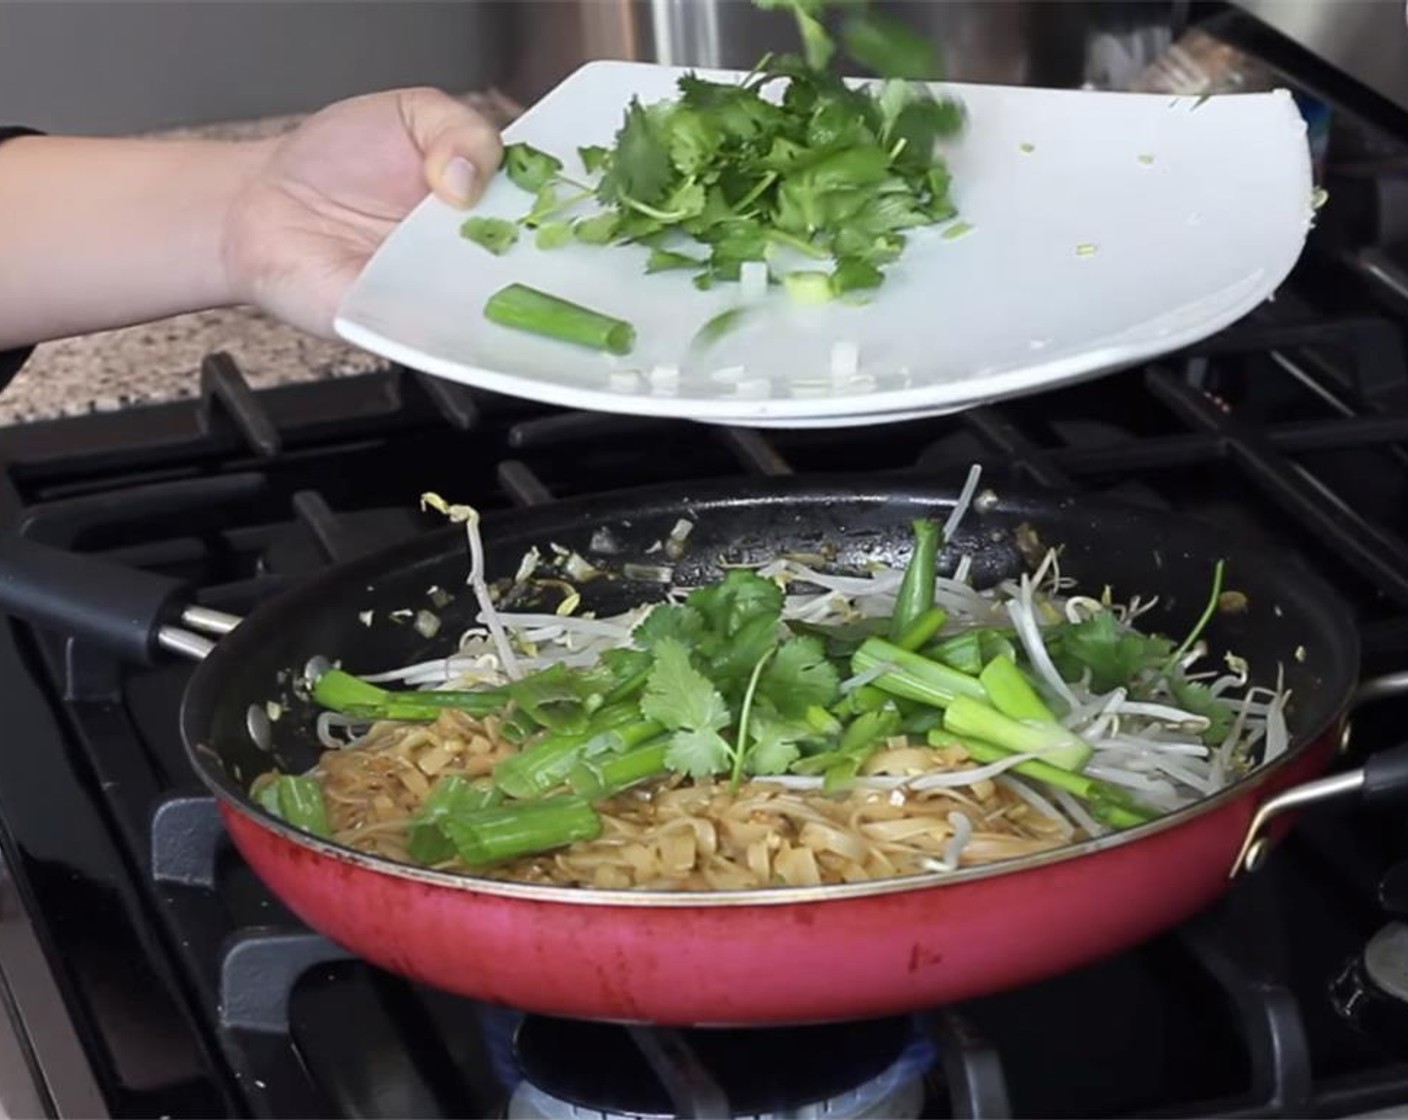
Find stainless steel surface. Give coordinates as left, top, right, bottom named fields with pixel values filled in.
left=0, top=0, right=512, bottom=135
left=179, top=605, right=241, bottom=638
left=1229, top=0, right=1408, bottom=115
left=1345, top=247, right=1408, bottom=314
left=155, top=626, right=216, bottom=662
left=1356, top=668, right=1408, bottom=706
left=559, top=0, right=1177, bottom=89
left=0, top=848, right=107, bottom=1118
left=1231, top=768, right=1367, bottom=876
left=649, top=0, right=722, bottom=68
left=1233, top=669, right=1408, bottom=874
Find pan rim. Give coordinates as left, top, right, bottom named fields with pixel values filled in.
left=186, top=473, right=1360, bottom=909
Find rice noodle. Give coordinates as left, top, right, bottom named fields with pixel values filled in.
left=998, top=776, right=1075, bottom=841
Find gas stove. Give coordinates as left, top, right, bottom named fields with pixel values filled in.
left=7, top=19, right=1408, bottom=1120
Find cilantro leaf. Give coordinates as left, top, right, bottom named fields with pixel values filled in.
left=573, top=212, right=619, bottom=245
left=665, top=727, right=733, bottom=779
left=460, top=216, right=518, bottom=256
left=523, top=184, right=563, bottom=228
left=1049, top=612, right=1173, bottom=695
left=758, top=635, right=840, bottom=717
left=641, top=638, right=730, bottom=733
left=666, top=108, right=725, bottom=176
left=686, top=569, right=783, bottom=637
left=748, top=733, right=803, bottom=775
left=805, top=94, right=874, bottom=149
left=598, top=98, right=675, bottom=208
left=646, top=248, right=706, bottom=274
left=707, top=612, right=783, bottom=692
left=840, top=9, right=940, bottom=80
left=634, top=603, right=707, bottom=651
left=593, top=647, right=653, bottom=701
left=832, top=256, right=884, bottom=296
left=535, top=221, right=573, bottom=250
left=1167, top=676, right=1236, bottom=746
left=505, top=143, right=564, bottom=193
left=743, top=707, right=811, bottom=775
left=755, top=0, right=836, bottom=70
left=579, top=145, right=612, bottom=174
left=469, top=0, right=966, bottom=309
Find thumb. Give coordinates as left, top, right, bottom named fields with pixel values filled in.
left=399, top=87, right=504, bottom=209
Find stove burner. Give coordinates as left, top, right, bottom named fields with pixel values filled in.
left=507, top=1016, right=929, bottom=1120
left=1331, top=857, right=1408, bottom=1060
left=1364, top=923, right=1408, bottom=1005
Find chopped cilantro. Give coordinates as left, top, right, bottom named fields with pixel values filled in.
left=758, top=635, right=840, bottom=717
left=460, top=216, right=518, bottom=256
left=641, top=639, right=731, bottom=733
left=535, top=221, right=574, bottom=250
left=579, top=145, right=612, bottom=174
left=686, top=569, right=783, bottom=637
left=465, top=0, right=965, bottom=297
left=1049, top=611, right=1173, bottom=695
left=505, top=143, right=564, bottom=193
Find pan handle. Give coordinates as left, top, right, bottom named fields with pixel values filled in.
left=1230, top=671, right=1408, bottom=877
left=0, top=533, right=240, bottom=665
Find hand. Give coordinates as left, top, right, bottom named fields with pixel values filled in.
left=224, top=87, right=503, bottom=338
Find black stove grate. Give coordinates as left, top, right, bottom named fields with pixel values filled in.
left=4, top=287, right=1408, bottom=1117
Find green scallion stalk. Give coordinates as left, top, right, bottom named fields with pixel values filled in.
left=896, top=607, right=948, bottom=652
left=852, top=637, right=988, bottom=709
left=927, top=730, right=1156, bottom=829
left=805, top=705, right=844, bottom=736
left=493, top=709, right=660, bottom=800
left=850, top=683, right=892, bottom=713
left=313, top=668, right=506, bottom=721
left=889, top=519, right=941, bottom=641
left=484, top=283, right=636, bottom=355
left=923, top=628, right=1020, bottom=675
left=923, top=630, right=984, bottom=675
left=407, top=775, right=502, bottom=864
left=792, top=707, right=900, bottom=788
left=568, top=739, right=670, bottom=798
left=439, top=796, right=602, bottom=865
left=1090, top=799, right=1158, bottom=830
left=978, top=655, right=1055, bottom=723
left=783, top=271, right=833, bottom=305
left=941, top=695, right=1091, bottom=772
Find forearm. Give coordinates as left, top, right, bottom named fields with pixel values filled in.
left=0, top=135, right=271, bottom=350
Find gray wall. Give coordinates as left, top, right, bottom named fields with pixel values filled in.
left=0, top=1, right=516, bottom=135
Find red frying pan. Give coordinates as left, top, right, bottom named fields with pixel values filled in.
left=0, top=476, right=1400, bottom=1026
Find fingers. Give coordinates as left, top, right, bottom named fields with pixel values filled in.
left=398, top=87, right=503, bottom=209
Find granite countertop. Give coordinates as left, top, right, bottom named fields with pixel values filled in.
left=0, top=90, right=522, bottom=426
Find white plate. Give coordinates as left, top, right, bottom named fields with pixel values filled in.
left=335, top=61, right=1313, bottom=426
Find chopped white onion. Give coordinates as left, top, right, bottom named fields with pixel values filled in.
left=830, top=341, right=860, bottom=380
left=740, top=260, right=769, bottom=303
